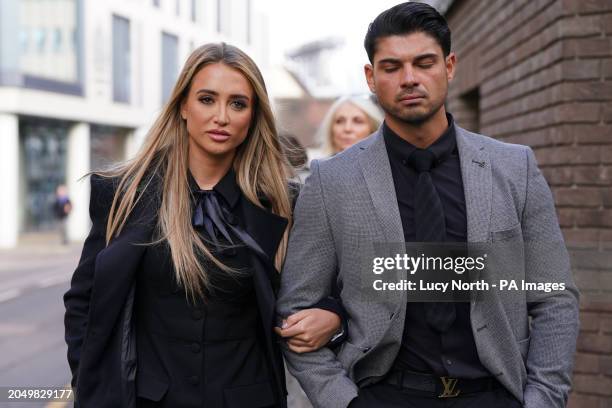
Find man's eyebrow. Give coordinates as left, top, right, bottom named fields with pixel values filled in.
left=377, top=57, right=402, bottom=65
left=414, top=53, right=439, bottom=61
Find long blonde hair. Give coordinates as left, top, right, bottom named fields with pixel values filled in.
left=316, top=95, right=383, bottom=156
left=97, top=43, right=291, bottom=300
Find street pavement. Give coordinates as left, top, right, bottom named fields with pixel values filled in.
left=0, top=235, right=79, bottom=408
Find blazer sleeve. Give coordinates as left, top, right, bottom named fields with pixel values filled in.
left=288, top=179, right=349, bottom=346
left=520, top=147, right=580, bottom=408
left=277, top=160, right=358, bottom=408
left=63, top=174, right=115, bottom=388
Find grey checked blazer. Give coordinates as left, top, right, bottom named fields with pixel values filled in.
left=277, top=126, right=579, bottom=408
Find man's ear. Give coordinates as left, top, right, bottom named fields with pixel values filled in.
left=364, top=63, right=376, bottom=93
left=446, top=52, right=457, bottom=82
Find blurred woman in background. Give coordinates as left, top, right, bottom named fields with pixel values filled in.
left=316, top=95, right=383, bottom=156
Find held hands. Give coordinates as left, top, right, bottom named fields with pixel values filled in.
left=274, top=308, right=341, bottom=353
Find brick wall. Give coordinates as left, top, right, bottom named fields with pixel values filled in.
left=444, top=0, right=612, bottom=406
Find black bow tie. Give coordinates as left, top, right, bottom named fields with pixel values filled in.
left=192, top=190, right=267, bottom=261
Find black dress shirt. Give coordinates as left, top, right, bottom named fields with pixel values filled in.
left=384, top=113, right=491, bottom=379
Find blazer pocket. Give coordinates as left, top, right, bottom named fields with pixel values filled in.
left=517, top=336, right=530, bottom=360
left=490, top=224, right=522, bottom=242
left=224, top=381, right=277, bottom=408
left=136, top=370, right=169, bottom=402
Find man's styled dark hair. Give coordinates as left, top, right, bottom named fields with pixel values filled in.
left=364, top=2, right=451, bottom=63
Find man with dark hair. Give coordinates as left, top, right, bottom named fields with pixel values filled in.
left=278, top=2, right=579, bottom=408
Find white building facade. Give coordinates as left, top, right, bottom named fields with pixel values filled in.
left=0, top=0, right=268, bottom=247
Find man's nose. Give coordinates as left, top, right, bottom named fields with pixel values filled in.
left=400, top=66, right=418, bottom=86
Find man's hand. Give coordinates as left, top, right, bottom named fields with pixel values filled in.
left=275, top=308, right=341, bottom=353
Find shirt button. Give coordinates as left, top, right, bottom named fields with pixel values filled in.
left=191, top=342, right=201, bottom=353
left=446, top=359, right=453, bottom=365
left=189, top=375, right=199, bottom=385
left=191, top=310, right=203, bottom=320
left=389, top=312, right=395, bottom=320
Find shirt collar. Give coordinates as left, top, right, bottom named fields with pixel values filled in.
left=188, top=167, right=241, bottom=209
left=383, top=112, right=457, bottom=166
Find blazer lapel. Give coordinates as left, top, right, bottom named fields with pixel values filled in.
left=358, top=130, right=405, bottom=245
left=455, top=126, right=493, bottom=305
left=456, top=126, right=492, bottom=244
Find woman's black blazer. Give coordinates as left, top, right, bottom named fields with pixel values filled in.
left=64, top=174, right=290, bottom=408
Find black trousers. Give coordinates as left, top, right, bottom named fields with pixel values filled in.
left=348, top=383, right=523, bottom=408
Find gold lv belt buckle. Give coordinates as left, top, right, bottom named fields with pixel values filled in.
left=438, top=376, right=461, bottom=398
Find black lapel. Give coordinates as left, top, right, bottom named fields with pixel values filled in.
left=88, top=182, right=158, bottom=344
left=240, top=198, right=288, bottom=268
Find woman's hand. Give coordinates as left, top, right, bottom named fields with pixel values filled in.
left=274, top=308, right=341, bottom=353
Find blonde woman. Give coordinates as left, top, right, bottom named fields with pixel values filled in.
left=317, top=95, right=383, bottom=156
left=64, top=43, right=343, bottom=408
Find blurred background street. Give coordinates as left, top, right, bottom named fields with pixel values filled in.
left=0, top=236, right=79, bottom=408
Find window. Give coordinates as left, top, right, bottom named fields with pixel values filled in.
left=459, top=88, right=480, bottom=132
left=161, top=32, right=178, bottom=104
left=191, top=0, right=197, bottom=22
left=112, top=15, right=131, bottom=103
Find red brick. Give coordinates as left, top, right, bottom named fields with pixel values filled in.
left=570, top=125, right=612, bottom=145
left=563, top=59, right=601, bottom=80
left=574, top=352, right=600, bottom=373
left=575, top=210, right=612, bottom=227
left=555, top=187, right=603, bottom=207
left=601, top=355, right=612, bottom=375
left=581, top=313, right=603, bottom=332
left=567, top=393, right=599, bottom=408
left=603, top=104, right=612, bottom=122
left=581, top=300, right=612, bottom=313
left=555, top=102, right=601, bottom=122
left=563, top=38, right=612, bottom=58
left=603, top=59, right=612, bottom=79
left=605, top=14, right=612, bottom=34
left=542, top=167, right=574, bottom=186
left=536, top=146, right=602, bottom=166
left=560, top=15, right=602, bottom=37
left=602, top=146, right=612, bottom=163
left=558, top=208, right=578, bottom=227
left=575, top=269, right=603, bottom=291
left=603, top=190, right=612, bottom=207
left=562, top=0, right=612, bottom=14
left=602, top=230, right=612, bottom=247
left=572, top=373, right=612, bottom=395
left=573, top=166, right=612, bottom=185
left=572, top=251, right=612, bottom=270
left=562, top=81, right=612, bottom=102
left=563, top=228, right=600, bottom=248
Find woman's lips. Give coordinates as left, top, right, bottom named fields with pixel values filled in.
left=206, top=131, right=231, bottom=142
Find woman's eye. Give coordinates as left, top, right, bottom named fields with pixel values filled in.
left=199, top=96, right=214, bottom=104
left=231, top=100, right=247, bottom=110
